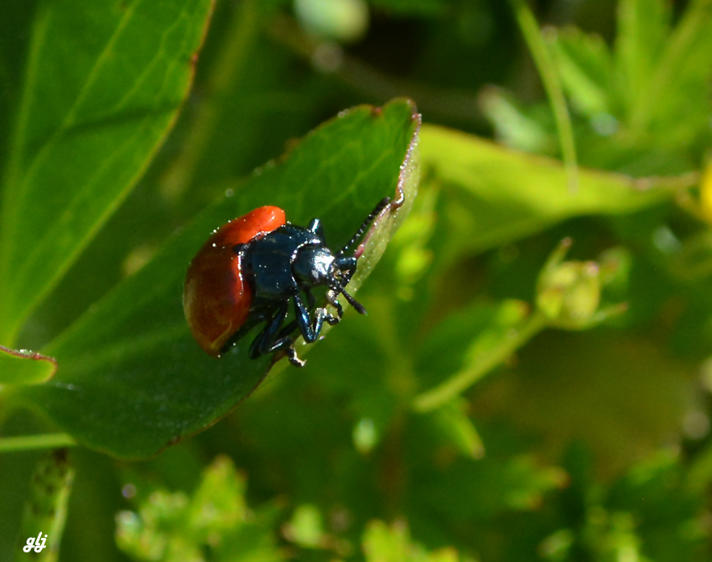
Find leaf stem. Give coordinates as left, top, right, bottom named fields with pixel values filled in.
left=412, top=312, right=548, bottom=412
left=509, top=0, right=579, bottom=192
left=0, top=433, right=76, bottom=453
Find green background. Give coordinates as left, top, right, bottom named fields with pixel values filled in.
left=1, top=0, right=711, bottom=560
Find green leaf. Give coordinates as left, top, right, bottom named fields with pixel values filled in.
left=428, top=399, right=485, bottom=460
left=546, top=27, right=614, bottom=116
left=186, top=456, right=247, bottom=538
left=638, top=0, right=712, bottom=141
left=614, top=0, right=671, bottom=123
left=420, top=123, right=696, bottom=263
left=479, top=87, right=555, bottom=153
left=0, top=0, right=214, bottom=344
left=283, top=504, right=326, bottom=549
left=13, top=99, right=421, bottom=459
left=362, top=520, right=412, bottom=561
left=362, top=519, right=461, bottom=562
left=0, top=345, right=56, bottom=385
left=412, top=299, right=543, bottom=412
left=116, top=455, right=282, bottom=561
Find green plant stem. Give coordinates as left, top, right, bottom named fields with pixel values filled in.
left=412, top=312, right=548, bottom=412
left=509, top=0, right=579, bottom=192
left=0, top=433, right=76, bottom=452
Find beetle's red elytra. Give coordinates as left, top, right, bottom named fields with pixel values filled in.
left=183, top=206, right=285, bottom=356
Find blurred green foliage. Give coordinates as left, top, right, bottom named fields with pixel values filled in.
left=1, top=0, right=712, bottom=560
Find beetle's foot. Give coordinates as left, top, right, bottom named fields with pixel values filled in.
left=326, top=290, right=344, bottom=318
left=315, top=304, right=339, bottom=327
left=287, top=345, right=306, bottom=367
left=322, top=307, right=340, bottom=326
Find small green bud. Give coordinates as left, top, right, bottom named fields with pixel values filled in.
left=294, top=0, right=369, bottom=43
left=537, top=260, right=601, bottom=329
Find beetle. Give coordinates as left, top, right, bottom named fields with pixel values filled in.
left=183, top=197, right=391, bottom=367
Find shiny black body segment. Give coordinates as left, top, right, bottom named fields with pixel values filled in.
left=224, top=197, right=390, bottom=367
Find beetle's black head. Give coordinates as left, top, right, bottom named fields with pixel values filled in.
left=293, top=245, right=357, bottom=286
left=293, top=246, right=365, bottom=313
left=293, top=245, right=336, bottom=287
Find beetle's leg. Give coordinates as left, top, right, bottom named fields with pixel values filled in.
left=271, top=289, right=336, bottom=342
left=307, top=218, right=325, bottom=239
left=304, top=287, right=339, bottom=324
left=259, top=325, right=305, bottom=367
left=249, top=302, right=288, bottom=359
left=258, top=333, right=305, bottom=367
left=293, top=292, right=332, bottom=343
left=326, top=289, right=343, bottom=320
left=256, top=330, right=305, bottom=367
left=250, top=304, right=309, bottom=367
left=285, top=346, right=306, bottom=367
left=249, top=305, right=307, bottom=368
left=271, top=289, right=336, bottom=338
left=256, top=291, right=337, bottom=367
left=254, top=331, right=305, bottom=367
left=293, top=292, right=319, bottom=343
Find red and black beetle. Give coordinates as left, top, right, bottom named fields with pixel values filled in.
left=183, top=198, right=390, bottom=366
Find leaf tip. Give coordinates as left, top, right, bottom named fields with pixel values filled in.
left=0, top=344, right=58, bottom=384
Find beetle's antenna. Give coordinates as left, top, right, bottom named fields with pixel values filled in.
left=337, top=197, right=391, bottom=257
left=339, top=288, right=366, bottom=314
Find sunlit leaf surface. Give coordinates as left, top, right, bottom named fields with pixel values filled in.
left=15, top=99, right=421, bottom=458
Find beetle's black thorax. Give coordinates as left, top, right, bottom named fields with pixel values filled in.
left=238, top=224, right=328, bottom=303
